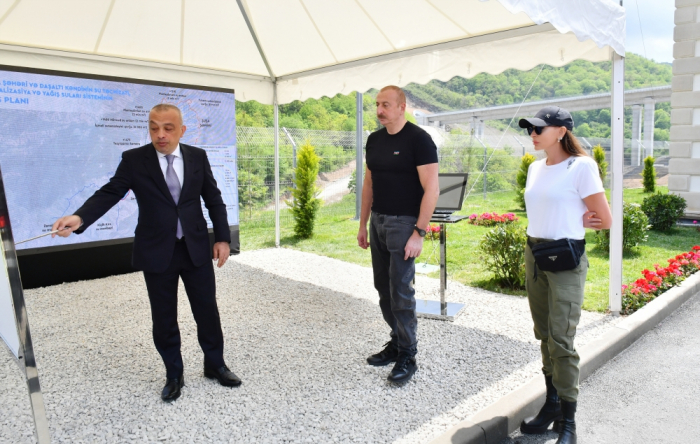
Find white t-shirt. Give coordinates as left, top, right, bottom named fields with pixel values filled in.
left=524, top=156, right=604, bottom=240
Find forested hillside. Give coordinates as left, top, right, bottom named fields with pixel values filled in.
left=236, top=53, right=672, bottom=140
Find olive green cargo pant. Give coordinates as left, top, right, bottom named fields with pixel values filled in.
left=525, top=238, right=587, bottom=402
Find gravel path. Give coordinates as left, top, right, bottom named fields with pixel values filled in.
left=1, top=248, right=621, bottom=443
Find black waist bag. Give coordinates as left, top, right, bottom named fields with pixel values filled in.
left=527, top=238, right=585, bottom=280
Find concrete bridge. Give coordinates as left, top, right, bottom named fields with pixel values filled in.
left=418, top=85, right=671, bottom=166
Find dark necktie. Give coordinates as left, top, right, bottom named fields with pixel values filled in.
left=165, top=154, right=183, bottom=239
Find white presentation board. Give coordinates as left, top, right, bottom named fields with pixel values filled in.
left=0, top=68, right=238, bottom=251
left=0, top=237, right=19, bottom=358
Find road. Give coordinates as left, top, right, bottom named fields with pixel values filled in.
left=501, top=292, right=700, bottom=444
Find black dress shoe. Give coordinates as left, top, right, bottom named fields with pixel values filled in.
left=367, top=341, right=399, bottom=366
left=387, top=354, right=417, bottom=383
left=204, top=365, right=242, bottom=387
left=161, top=376, right=184, bottom=402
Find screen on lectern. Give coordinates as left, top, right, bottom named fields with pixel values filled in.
left=435, top=173, right=469, bottom=211
left=0, top=68, right=238, bottom=252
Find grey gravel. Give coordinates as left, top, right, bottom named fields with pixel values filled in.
left=1, top=248, right=622, bottom=443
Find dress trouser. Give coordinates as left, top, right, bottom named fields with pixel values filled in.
left=525, top=238, right=587, bottom=402
left=143, top=240, right=226, bottom=378
left=369, top=211, right=418, bottom=356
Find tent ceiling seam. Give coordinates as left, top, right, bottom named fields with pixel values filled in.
left=0, top=0, right=21, bottom=29
left=0, top=43, right=272, bottom=82
left=425, top=0, right=471, bottom=36
left=276, top=23, right=554, bottom=82
left=180, top=0, right=185, bottom=64
left=353, top=0, right=396, bottom=51
left=298, top=0, right=338, bottom=63
left=235, top=0, right=276, bottom=81
left=94, top=0, right=116, bottom=53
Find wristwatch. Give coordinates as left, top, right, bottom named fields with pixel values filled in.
left=414, top=225, right=427, bottom=237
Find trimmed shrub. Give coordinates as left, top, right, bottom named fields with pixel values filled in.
left=596, top=202, right=650, bottom=252
left=288, top=141, right=322, bottom=238
left=592, top=145, right=607, bottom=184
left=479, top=223, right=527, bottom=289
left=348, top=168, right=356, bottom=194
left=642, top=156, right=656, bottom=193
left=515, top=153, right=536, bottom=210
left=641, top=192, right=687, bottom=231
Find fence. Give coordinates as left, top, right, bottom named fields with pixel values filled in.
left=237, top=127, right=366, bottom=229
left=235, top=126, right=670, bottom=241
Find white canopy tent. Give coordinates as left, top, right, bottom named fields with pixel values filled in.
left=0, top=0, right=626, bottom=311
left=0, top=0, right=623, bottom=104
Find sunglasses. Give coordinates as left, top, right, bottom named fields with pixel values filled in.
left=526, top=126, right=547, bottom=136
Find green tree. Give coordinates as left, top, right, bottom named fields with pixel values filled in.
left=642, top=156, right=656, bottom=193
left=574, top=122, right=591, bottom=138
left=237, top=170, right=268, bottom=211
left=287, top=141, right=322, bottom=238
left=515, top=153, right=536, bottom=210
left=592, top=145, right=608, bottom=184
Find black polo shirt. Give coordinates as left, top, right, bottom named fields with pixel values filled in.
left=365, top=121, right=438, bottom=218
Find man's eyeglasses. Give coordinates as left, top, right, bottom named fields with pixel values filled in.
left=526, top=126, right=546, bottom=136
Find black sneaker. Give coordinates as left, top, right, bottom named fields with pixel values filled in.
left=387, top=354, right=417, bottom=383
left=366, top=341, right=399, bottom=366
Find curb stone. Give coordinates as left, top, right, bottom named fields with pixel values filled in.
left=430, top=271, right=700, bottom=444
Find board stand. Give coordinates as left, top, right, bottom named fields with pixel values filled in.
left=416, top=215, right=468, bottom=322
left=0, top=165, right=50, bottom=443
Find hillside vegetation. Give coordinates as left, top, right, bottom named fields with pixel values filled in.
left=236, top=53, right=672, bottom=140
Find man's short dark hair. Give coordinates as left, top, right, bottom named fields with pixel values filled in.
left=379, top=85, right=406, bottom=105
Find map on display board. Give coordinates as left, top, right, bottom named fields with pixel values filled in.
left=0, top=69, right=238, bottom=251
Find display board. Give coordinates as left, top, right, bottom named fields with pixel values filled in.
left=0, top=67, right=238, bottom=251
left=0, top=164, right=50, bottom=443
left=0, top=228, right=19, bottom=358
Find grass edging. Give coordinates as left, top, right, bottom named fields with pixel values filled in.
left=429, top=271, right=700, bottom=444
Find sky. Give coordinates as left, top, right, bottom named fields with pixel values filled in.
left=625, top=0, right=675, bottom=63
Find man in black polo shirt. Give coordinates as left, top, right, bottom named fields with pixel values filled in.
left=357, top=85, right=439, bottom=384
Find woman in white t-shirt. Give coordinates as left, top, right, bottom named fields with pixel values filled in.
left=517, top=106, right=612, bottom=444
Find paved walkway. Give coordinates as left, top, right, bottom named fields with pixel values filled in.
left=501, top=292, right=700, bottom=444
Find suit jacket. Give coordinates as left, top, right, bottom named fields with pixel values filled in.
left=74, top=143, right=231, bottom=273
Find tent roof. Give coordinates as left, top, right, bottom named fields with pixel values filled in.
left=0, top=0, right=625, bottom=104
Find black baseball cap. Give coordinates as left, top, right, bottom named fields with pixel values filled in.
left=518, top=106, right=574, bottom=131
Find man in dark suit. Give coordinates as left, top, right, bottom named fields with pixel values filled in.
left=52, top=103, right=241, bottom=402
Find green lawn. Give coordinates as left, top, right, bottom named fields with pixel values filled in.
left=239, top=188, right=700, bottom=312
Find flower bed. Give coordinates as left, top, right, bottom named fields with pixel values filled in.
left=426, top=224, right=442, bottom=241
left=467, top=212, right=519, bottom=226
left=621, top=246, right=700, bottom=315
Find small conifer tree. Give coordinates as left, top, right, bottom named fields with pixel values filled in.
left=515, top=153, right=536, bottom=210
left=642, top=156, right=656, bottom=193
left=592, top=145, right=608, bottom=184
left=288, top=141, right=322, bottom=238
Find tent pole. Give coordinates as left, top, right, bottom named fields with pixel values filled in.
left=609, top=50, right=624, bottom=314
left=274, top=82, right=280, bottom=247
left=355, top=91, right=363, bottom=220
